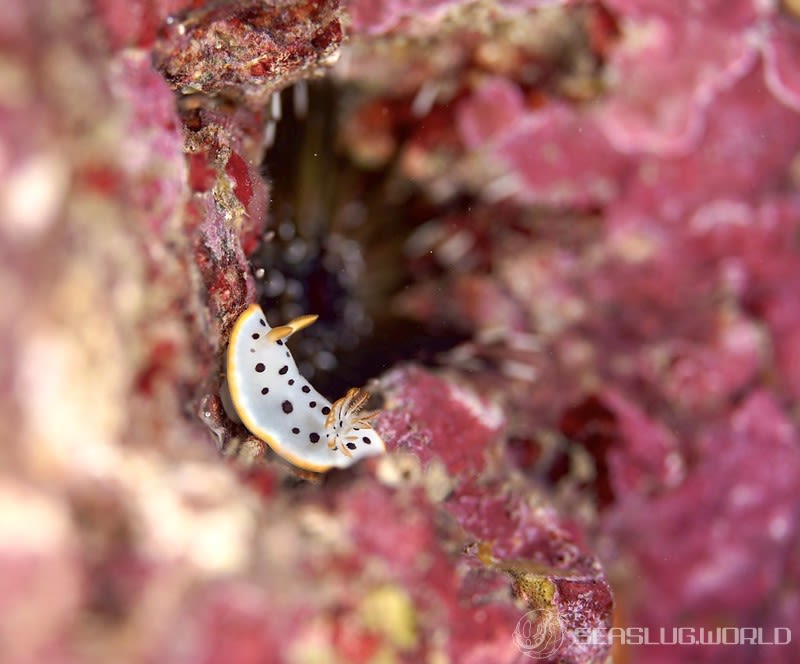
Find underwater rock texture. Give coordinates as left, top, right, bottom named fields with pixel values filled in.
left=2, top=0, right=800, bottom=663
left=153, top=0, right=343, bottom=107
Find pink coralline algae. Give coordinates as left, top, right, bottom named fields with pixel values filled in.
left=378, top=367, right=613, bottom=663
left=337, top=2, right=800, bottom=663
left=4, top=0, right=800, bottom=663
left=345, top=0, right=468, bottom=35
left=763, top=7, right=800, bottom=111
left=92, top=0, right=195, bottom=50
left=344, top=0, right=578, bottom=35
left=453, top=41, right=800, bottom=211
left=599, top=0, right=800, bottom=154
left=604, top=391, right=800, bottom=664
left=599, top=0, right=761, bottom=154
left=379, top=366, right=506, bottom=476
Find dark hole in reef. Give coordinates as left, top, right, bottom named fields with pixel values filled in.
left=253, top=80, right=469, bottom=399
left=557, top=395, right=618, bottom=508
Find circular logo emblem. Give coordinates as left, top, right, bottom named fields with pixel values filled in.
left=513, top=608, right=565, bottom=660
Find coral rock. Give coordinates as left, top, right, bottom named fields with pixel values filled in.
left=153, top=0, right=343, bottom=107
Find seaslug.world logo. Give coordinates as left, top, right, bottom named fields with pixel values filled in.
left=571, top=625, right=792, bottom=646
left=512, top=608, right=566, bottom=659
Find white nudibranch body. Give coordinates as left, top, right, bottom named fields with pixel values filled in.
left=226, top=304, right=386, bottom=472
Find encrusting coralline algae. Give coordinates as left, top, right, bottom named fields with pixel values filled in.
left=1, top=1, right=799, bottom=662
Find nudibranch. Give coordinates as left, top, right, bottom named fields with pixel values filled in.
left=225, top=303, right=386, bottom=471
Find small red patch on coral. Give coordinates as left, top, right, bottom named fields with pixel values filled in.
left=586, top=3, right=621, bottom=59
left=188, top=152, right=217, bottom=192
left=329, top=614, right=383, bottom=663
left=238, top=466, right=278, bottom=499
left=311, top=20, right=343, bottom=50
left=76, top=165, right=123, bottom=196
left=224, top=152, right=253, bottom=208
left=558, top=395, right=617, bottom=507
left=505, top=436, right=543, bottom=471
left=134, top=339, right=178, bottom=396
